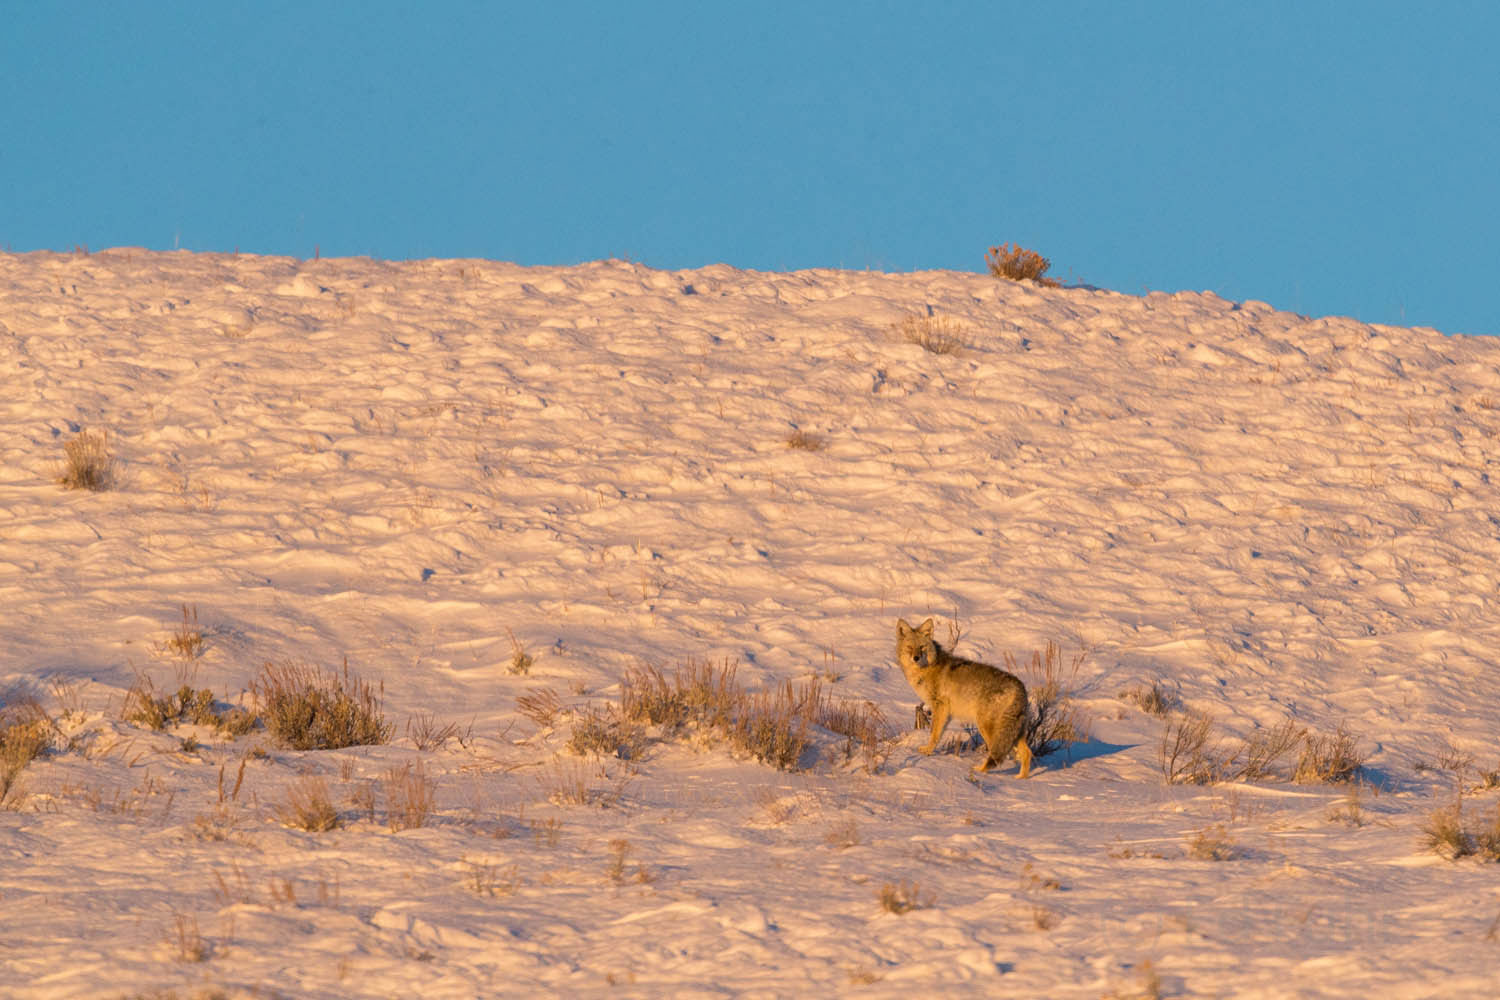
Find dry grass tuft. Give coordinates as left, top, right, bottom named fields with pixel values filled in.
left=254, top=658, right=391, bottom=750
left=1159, top=709, right=1220, bottom=785
left=785, top=428, right=824, bottom=451
left=1224, top=718, right=1306, bottom=782
left=1010, top=642, right=1089, bottom=760
left=506, top=628, right=533, bottom=675
left=58, top=428, right=116, bottom=491
left=540, top=760, right=595, bottom=806
left=1187, top=823, right=1240, bottom=861
left=1424, top=800, right=1500, bottom=862
left=1160, top=712, right=1365, bottom=786
left=824, top=819, right=860, bottom=849
left=406, top=711, right=459, bottom=751
left=516, top=687, right=563, bottom=728
left=1125, top=680, right=1175, bottom=717
left=465, top=857, right=519, bottom=897
left=169, top=912, right=209, bottom=963
left=157, top=603, right=205, bottom=660
left=986, top=243, right=1060, bottom=286
left=385, top=760, right=437, bottom=830
left=1424, top=802, right=1475, bottom=859
left=279, top=774, right=341, bottom=832
left=878, top=879, right=933, bottom=915
left=1294, top=723, right=1365, bottom=783
left=567, top=704, right=645, bottom=760
left=819, top=698, right=891, bottom=771
left=894, top=313, right=967, bottom=355
left=1, top=693, right=51, bottom=805
left=122, top=677, right=220, bottom=731
left=617, top=659, right=889, bottom=772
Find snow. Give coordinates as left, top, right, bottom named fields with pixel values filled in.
left=3, top=247, right=1500, bottom=998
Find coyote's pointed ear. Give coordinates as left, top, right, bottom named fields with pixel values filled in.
left=917, top=617, right=935, bottom=637
left=896, top=618, right=913, bottom=636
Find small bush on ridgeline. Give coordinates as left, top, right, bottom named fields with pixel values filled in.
left=253, top=659, right=392, bottom=750
left=57, top=428, right=116, bottom=491
left=986, top=243, right=1060, bottom=287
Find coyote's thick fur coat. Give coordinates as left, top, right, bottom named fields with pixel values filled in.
left=895, top=618, right=1032, bottom=777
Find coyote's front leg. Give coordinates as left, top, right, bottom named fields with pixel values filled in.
left=922, top=701, right=950, bottom=755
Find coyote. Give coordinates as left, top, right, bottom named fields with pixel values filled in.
left=895, top=618, right=1032, bottom=777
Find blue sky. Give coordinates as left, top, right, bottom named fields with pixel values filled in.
left=4, top=2, right=1497, bottom=335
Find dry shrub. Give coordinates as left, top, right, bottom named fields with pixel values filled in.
left=385, top=760, right=436, bottom=830
left=1159, top=709, right=1220, bottom=785
left=1, top=694, right=51, bottom=805
left=825, top=819, right=860, bottom=849
left=123, top=678, right=219, bottom=731
left=1424, top=800, right=1500, bottom=862
left=1224, top=718, right=1305, bottom=782
left=621, top=660, right=739, bottom=732
left=254, top=659, right=391, bottom=750
left=1479, top=804, right=1500, bottom=862
left=986, top=243, right=1060, bottom=287
left=157, top=604, right=205, bottom=660
left=894, top=314, right=967, bottom=355
left=568, top=704, right=644, bottom=760
left=516, top=687, right=563, bottom=728
left=217, top=705, right=258, bottom=738
left=506, top=628, right=533, bottom=675
left=1009, top=643, right=1089, bottom=759
left=618, top=659, right=887, bottom=771
left=170, top=912, right=209, bottom=963
left=1161, top=713, right=1364, bottom=786
left=406, top=711, right=459, bottom=751
left=58, top=428, right=116, bottom=491
left=465, top=858, right=519, bottom=897
left=1424, top=803, right=1475, bottom=860
left=1187, top=823, right=1239, bottom=861
left=279, top=774, right=341, bottom=832
left=540, top=760, right=594, bottom=806
left=878, top=879, right=933, bottom=914
left=732, top=681, right=818, bottom=770
left=1326, top=782, right=1370, bottom=827
left=1294, top=723, right=1364, bottom=783
left=819, top=698, right=891, bottom=770
left=785, top=428, right=824, bottom=451
left=1125, top=680, right=1175, bottom=717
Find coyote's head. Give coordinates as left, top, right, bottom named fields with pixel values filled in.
left=895, top=617, right=938, bottom=678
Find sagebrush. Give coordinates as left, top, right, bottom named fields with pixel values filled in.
left=254, top=659, right=391, bottom=750
left=616, top=659, right=890, bottom=772
left=58, top=428, right=116, bottom=491
left=986, top=243, right=1060, bottom=287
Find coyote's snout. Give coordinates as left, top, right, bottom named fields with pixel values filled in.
left=895, top=617, right=1032, bottom=777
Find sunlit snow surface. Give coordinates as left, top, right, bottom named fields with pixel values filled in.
left=3, top=249, right=1500, bottom=998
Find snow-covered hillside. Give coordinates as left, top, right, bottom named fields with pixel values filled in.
left=3, top=248, right=1499, bottom=998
